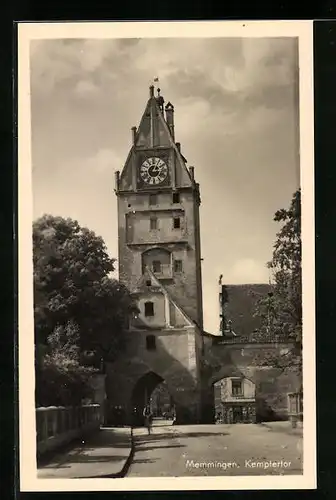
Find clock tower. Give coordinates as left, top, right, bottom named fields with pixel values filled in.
left=115, top=85, right=203, bottom=329
left=109, top=85, right=205, bottom=424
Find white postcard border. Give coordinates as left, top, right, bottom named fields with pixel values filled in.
left=18, top=20, right=316, bottom=491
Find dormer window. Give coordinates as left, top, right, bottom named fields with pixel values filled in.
left=172, top=192, right=180, bottom=204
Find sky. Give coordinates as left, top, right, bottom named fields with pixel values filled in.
left=30, top=37, right=300, bottom=334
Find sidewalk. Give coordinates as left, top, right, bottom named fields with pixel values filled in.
left=37, top=427, right=134, bottom=479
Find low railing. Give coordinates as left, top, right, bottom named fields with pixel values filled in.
left=213, top=334, right=291, bottom=345
left=36, top=404, right=101, bottom=456
left=230, top=394, right=255, bottom=399
left=288, top=392, right=303, bottom=428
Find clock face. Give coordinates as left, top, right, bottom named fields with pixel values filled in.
left=139, top=157, right=168, bottom=185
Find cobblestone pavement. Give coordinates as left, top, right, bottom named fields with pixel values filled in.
left=128, top=420, right=303, bottom=477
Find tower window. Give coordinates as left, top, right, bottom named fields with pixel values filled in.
left=146, top=279, right=152, bottom=286
left=144, top=301, right=154, bottom=317
left=152, top=260, right=161, bottom=273
left=146, top=334, right=156, bottom=351
left=149, top=194, right=157, bottom=205
left=150, top=217, right=157, bottom=230
left=172, top=192, right=180, bottom=204
left=173, top=217, right=181, bottom=229
left=231, top=379, right=243, bottom=396
left=174, top=260, right=183, bottom=273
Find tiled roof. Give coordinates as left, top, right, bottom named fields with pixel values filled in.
left=223, top=284, right=271, bottom=338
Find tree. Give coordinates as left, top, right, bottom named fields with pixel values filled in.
left=253, top=190, right=302, bottom=376
left=36, top=321, right=98, bottom=407
left=33, top=215, right=137, bottom=366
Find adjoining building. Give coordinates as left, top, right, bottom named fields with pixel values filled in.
left=214, top=377, right=256, bottom=424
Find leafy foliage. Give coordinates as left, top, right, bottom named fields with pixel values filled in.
left=33, top=214, right=137, bottom=365
left=36, top=322, right=98, bottom=407
left=253, top=190, right=302, bottom=376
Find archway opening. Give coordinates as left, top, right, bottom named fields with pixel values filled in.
left=131, top=371, right=175, bottom=427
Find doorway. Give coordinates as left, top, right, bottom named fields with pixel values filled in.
left=131, top=371, right=175, bottom=427
left=232, top=406, right=243, bottom=423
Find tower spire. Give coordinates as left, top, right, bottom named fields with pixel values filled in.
left=156, top=87, right=164, bottom=113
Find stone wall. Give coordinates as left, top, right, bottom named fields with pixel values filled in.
left=36, top=405, right=101, bottom=458
left=105, top=326, right=203, bottom=425
left=203, top=337, right=301, bottom=421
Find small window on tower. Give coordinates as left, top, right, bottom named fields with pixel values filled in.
left=146, top=280, right=152, bottom=286
left=174, top=260, right=183, bottom=273
left=172, top=192, right=180, bottom=204
left=150, top=217, right=157, bottom=230
left=152, top=260, right=161, bottom=273
left=146, top=334, right=156, bottom=350
left=149, top=194, right=157, bottom=205
left=173, top=217, right=181, bottom=229
left=144, top=301, right=154, bottom=317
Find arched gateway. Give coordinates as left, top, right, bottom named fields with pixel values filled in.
left=105, top=86, right=300, bottom=425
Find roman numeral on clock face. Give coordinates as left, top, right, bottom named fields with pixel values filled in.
left=139, top=156, right=168, bottom=185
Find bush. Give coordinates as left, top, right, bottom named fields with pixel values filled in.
left=35, top=322, right=98, bottom=407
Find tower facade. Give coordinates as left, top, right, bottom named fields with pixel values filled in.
left=108, top=86, right=205, bottom=423
left=115, top=86, right=203, bottom=329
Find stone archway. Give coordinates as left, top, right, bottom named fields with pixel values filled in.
left=130, top=370, right=200, bottom=426
left=105, top=351, right=203, bottom=425
left=131, top=371, right=163, bottom=421
left=131, top=371, right=176, bottom=425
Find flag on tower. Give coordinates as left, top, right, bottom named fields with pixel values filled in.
left=154, top=77, right=159, bottom=82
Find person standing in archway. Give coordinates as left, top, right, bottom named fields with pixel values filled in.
left=143, top=404, right=153, bottom=435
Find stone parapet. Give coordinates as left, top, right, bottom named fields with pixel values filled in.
left=36, top=404, right=101, bottom=458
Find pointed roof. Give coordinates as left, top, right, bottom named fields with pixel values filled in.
left=146, top=268, right=195, bottom=328
left=131, top=266, right=197, bottom=331
left=118, top=86, right=195, bottom=191
left=133, top=87, right=176, bottom=149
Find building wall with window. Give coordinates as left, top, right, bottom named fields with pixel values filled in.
left=137, top=293, right=166, bottom=328
left=126, top=209, right=186, bottom=245
left=105, top=325, right=202, bottom=423
left=218, top=377, right=256, bottom=402
left=204, top=338, right=301, bottom=421
left=117, top=188, right=203, bottom=329
left=213, top=377, right=257, bottom=424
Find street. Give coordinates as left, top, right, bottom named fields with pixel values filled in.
left=128, top=419, right=303, bottom=476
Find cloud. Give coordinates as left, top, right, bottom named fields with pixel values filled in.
left=30, top=37, right=297, bottom=103
left=228, top=258, right=269, bottom=284
left=84, top=148, right=124, bottom=173
left=75, top=79, right=99, bottom=96
left=30, top=36, right=300, bottom=333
